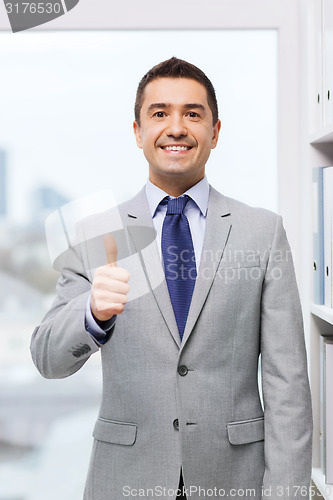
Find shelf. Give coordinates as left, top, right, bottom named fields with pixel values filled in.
left=311, top=304, right=333, bottom=326
left=310, top=126, right=333, bottom=144
left=312, top=468, right=333, bottom=499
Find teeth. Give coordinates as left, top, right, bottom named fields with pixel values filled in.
left=164, top=146, right=190, bottom=151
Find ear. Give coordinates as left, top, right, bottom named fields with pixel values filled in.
left=211, top=119, right=221, bottom=149
left=133, top=121, right=143, bottom=149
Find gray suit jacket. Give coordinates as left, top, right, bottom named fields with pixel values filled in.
left=31, top=186, right=312, bottom=500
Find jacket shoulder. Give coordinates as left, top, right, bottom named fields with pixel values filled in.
left=209, top=185, right=280, bottom=225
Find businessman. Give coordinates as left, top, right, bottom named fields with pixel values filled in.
left=31, top=57, right=312, bottom=500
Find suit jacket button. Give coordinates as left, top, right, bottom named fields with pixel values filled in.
left=178, top=365, right=188, bottom=376
left=173, top=419, right=179, bottom=430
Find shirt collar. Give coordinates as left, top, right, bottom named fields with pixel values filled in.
left=145, top=176, right=209, bottom=218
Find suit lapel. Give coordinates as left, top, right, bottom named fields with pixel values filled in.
left=122, top=186, right=232, bottom=350
left=123, top=188, right=181, bottom=348
left=181, top=187, right=232, bottom=348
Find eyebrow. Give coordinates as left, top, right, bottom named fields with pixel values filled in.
left=146, top=103, right=207, bottom=114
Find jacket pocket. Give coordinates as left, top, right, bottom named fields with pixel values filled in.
left=219, top=255, right=261, bottom=270
left=226, top=416, right=264, bottom=445
left=93, top=417, right=137, bottom=446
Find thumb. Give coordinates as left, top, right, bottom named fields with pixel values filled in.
left=104, top=234, right=118, bottom=267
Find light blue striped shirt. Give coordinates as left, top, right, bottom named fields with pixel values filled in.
left=146, top=175, right=209, bottom=270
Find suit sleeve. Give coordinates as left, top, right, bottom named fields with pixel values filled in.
left=30, top=245, right=109, bottom=379
left=260, top=215, right=313, bottom=498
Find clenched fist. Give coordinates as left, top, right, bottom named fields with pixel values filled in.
left=90, top=234, right=130, bottom=322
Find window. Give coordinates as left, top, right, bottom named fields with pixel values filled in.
left=0, top=29, right=277, bottom=498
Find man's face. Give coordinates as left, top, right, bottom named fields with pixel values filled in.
left=133, top=77, right=221, bottom=192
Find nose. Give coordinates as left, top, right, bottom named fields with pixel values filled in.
left=165, top=114, right=188, bottom=138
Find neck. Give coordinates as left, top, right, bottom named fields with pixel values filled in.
left=149, top=174, right=204, bottom=197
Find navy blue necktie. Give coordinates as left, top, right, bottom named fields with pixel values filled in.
left=161, top=196, right=197, bottom=340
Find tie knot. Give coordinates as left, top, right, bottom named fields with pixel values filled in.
left=166, top=195, right=189, bottom=215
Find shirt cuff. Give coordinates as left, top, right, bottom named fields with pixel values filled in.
left=85, top=294, right=116, bottom=343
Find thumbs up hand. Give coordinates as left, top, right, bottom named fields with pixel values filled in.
left=90, top=234, right=130, bottom=322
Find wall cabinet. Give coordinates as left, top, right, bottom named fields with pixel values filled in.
left=323, top=0, right=333, bottom=128
left=308, top=0, right=333, bottom=497
left=310, top=0, right=333, bottom=141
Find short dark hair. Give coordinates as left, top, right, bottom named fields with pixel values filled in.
left=134, top=57, right=219, bottom=126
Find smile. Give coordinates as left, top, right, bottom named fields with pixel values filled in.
left=161, top=146, right=192, bottom=151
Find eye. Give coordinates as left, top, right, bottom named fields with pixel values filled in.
left=187, top=112, right=200, bottom=118
left=153, top=111, right=166, bottom=118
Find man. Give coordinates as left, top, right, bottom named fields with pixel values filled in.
left=31, top=57, right=312, bottom=500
